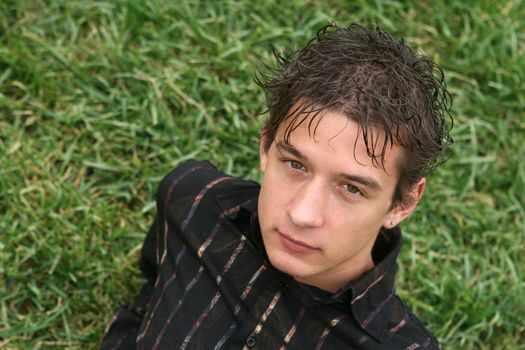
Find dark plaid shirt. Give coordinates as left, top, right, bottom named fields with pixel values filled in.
left=100, top=160, right=440, bottom=349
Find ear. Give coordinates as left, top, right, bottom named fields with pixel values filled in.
left=259, top=134, right=269, bottom=173
left=383, top=178, right=426, bottom=228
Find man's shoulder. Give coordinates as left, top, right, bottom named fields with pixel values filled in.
left=156, top=159, right=259, bottom=215
left=157, top=159, right=220, bottom=193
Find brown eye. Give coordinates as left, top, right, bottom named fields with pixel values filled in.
left=344, top=184, right=362, bottom=195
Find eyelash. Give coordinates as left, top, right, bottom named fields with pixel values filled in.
left=283, top=159, right=364, bottom=197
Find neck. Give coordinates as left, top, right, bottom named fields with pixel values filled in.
left=295, top=253, right=375, bottom=293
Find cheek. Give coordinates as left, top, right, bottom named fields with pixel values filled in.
left=259, top=173, right=285, bottom=219
left=328, top=202, right=388, bottom=235
left=259, top=170, right=298, bottom=221
left=264, top=164, right=293, bottom=196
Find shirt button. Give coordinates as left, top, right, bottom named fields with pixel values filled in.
left=246, top=336, right=256, bottom=347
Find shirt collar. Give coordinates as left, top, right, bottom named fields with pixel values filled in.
left=283, top=228, right=403, bottom=343
left=215, top=182, right=265, bottom=251
left=346, top=227, right=402, bottom=342
left=268, top=227, right=403, bottom=343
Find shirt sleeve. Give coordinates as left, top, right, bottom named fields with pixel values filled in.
left=99, top=160, right=220, bottom=349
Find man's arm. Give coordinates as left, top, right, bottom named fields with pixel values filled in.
left=99, top=160, right=217, bottom=349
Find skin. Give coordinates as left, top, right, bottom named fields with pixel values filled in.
left=258, top=109, right=425, bottom=293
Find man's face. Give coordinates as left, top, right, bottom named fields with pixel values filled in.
left=258, top=109, right=423, bottom=292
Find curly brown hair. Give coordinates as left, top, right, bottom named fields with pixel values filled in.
left=255, top=23, right=453, bottom=207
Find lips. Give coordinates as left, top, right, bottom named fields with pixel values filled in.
left=278, top=230, right=318, bottom=254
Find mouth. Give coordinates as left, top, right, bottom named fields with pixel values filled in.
left=277, top=230, right=319, bottom=254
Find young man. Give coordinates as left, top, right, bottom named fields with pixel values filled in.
left=101, top=23, right=452, bottom=349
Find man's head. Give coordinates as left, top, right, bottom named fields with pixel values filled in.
left=256, top=23, right=452, bottom=208
left=255, top=24, right=452, bottom=292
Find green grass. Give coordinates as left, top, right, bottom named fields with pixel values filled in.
left=1, top=0, right=524, bottom=348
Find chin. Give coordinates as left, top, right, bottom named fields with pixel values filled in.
left=266, top=248, right=311, bottom=279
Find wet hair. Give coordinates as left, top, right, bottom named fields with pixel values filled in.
left=255, top=23, right=453, bottom=207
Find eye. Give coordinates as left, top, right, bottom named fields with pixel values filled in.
left=286, top=160, right=304, bottom=171
left=343, top=184, right=362, bottom=196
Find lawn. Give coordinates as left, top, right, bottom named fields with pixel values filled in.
left=1, top=0, right=524, bottom=349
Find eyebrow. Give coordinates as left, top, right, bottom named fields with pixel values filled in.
left=276, top=141, right=381, bottom=191
left=341, top=174, right=381, bottom=191
left=276, top=141, right=306, bottom=161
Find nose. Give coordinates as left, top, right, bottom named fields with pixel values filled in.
left=287, top=180, right=325, bottom=228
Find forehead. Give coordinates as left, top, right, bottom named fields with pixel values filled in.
left=275, top=108, right=403, bottom=178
